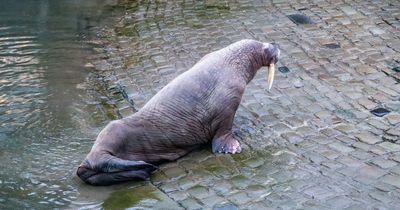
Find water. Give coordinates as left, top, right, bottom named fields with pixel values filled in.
left=0, top=0, right=123, bottom=208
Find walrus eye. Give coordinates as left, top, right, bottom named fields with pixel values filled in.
left=267, top=63, right=275, bottom=90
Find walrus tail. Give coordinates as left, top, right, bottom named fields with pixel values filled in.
left=76, top=155, right=157, bottom=186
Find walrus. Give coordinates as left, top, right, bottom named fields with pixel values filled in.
left=77, top=39, right=280, bottom=185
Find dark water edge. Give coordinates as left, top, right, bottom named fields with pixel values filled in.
left=0, top=0, right=128, bottom=209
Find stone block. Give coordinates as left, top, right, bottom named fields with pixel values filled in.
left=355, top=132, right=382, bottom=144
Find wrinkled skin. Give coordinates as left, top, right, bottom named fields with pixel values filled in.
left=77, top=39, right=280, bottom=185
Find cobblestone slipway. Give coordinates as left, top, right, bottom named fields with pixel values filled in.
left=90, top=0, right=400, bottom=209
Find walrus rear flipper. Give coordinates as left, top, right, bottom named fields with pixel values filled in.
left=79, top=168, right=152, bottom=186
left=77, top=156, right=157, bottom=186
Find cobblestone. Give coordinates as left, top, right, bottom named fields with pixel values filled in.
left=370, top=158, right=398, bottom=169
left=94, top=0, right=400, bottom=209
left=382, top=174, right=400, bottom=189
left=386, top=113, right=400, bottom=125
left=355, top=132, right=382, bottom=144
left=357, top=165, right=387, bottom=179
left=379, top=142, right=400, bottom=152
left=328, top=141, right=355, bottom=154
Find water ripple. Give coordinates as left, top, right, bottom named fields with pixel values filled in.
left=0, top=0, right=119, bottom=208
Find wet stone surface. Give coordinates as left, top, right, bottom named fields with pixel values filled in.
left=93, top=0, right=400, bottom=209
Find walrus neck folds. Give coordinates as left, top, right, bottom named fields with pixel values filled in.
left=224, top=39, right=265, bottom=83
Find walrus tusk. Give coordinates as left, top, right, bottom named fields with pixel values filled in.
left=267, top=63, right=275, bottom=90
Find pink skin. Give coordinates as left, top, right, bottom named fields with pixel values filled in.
left=77, top=39, right=280, bottom=185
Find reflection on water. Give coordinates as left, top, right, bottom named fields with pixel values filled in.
left=102, top=185, right=160, bottom=210
left=0, top=0, right=121, bottom=208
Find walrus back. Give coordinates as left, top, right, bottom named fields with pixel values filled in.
left=137, top=63, right=223, bottom=147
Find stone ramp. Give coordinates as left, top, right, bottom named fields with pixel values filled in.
left=91, top=0, right=400, bottom=209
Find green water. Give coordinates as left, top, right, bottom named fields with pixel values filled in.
left=0, top=0, right=126, bottom=208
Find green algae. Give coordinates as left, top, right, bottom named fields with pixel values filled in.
left=102, top=185, right=160, bottom=210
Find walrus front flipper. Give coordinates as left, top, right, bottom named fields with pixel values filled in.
left=212, top=90, right=243, bottom=154
left=77, top=156, right=157, bottom=186
left=212, top=133, right=242, bottom=154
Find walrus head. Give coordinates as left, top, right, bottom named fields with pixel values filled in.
left=263, top=43, right=280, bottom=90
